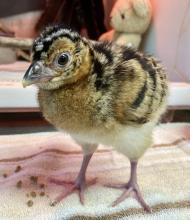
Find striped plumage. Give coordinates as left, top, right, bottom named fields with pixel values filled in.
left=33, top=26, right=167, bottom=127
left=23, top=25, right=168, bottom=210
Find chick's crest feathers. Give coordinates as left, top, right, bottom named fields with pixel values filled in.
left=32, top=25, right=81, bottom=61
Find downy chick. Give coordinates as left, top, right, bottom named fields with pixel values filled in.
left=22, top=25, right=168, bottom=211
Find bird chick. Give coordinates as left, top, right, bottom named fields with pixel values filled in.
left=22, top=25, right=168, bottom=211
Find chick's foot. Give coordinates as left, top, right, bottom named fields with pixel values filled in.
left=105, top=161, right=151, bottom=212
left=106, top=180, right=151, bottom=212
left=49, top=177, right=96, bottom=206
left=49, top=153, right=95, bottom=206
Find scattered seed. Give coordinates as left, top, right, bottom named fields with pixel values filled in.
left=30, top=191, right=36, bottom=198
left=30, top=176, right=38, bottom=184
left=27, top=200, right=33, bottom=207
left=39, top=191, right=45, bottom=197
left=3, top=173, right=7, bottom=178
left=15, top=165, right=22, bottom=173
left=50, top=201, right=57, bottom=207
left=16, top=180, right=22, bottom=188
left=39, top=183, right=45, bottom=189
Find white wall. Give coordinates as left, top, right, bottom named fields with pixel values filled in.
left=143, top=0, right=190, bottom=82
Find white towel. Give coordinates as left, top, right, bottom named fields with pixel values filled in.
left=0, top=123, right=190, bottom=220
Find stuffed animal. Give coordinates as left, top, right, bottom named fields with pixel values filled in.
left=99, top=0, right=152, bottom=49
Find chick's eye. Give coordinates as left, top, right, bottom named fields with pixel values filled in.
left=57, top=53, right=70, bottom=66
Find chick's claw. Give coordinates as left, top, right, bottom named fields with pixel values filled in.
left=49, top=177, right=97, bottom=206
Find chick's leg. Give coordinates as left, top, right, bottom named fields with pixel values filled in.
left=106, top=160, right=151, bottom=212
left=50, top=144, right=97, bottom=206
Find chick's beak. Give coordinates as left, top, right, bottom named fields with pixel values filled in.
left=22, top=61, right=54, bottom=87
left=22, top=62, right=41, bottom=87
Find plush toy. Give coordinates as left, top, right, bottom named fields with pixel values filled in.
left=99, top=0, right=152, bottom=48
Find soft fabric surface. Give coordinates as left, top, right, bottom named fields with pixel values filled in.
left=0, top=123, right=190, bottom=220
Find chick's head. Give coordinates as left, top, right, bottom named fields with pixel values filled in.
left=23, top=26, right=92, bottom=90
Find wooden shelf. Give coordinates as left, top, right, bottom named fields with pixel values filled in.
left=0, top=62, right=190, bottom=112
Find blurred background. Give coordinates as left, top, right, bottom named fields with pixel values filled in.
left=0, top=0, right=190, bottom=134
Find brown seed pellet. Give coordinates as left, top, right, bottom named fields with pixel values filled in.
left=27, top=200, right=33, bottom=207
left=39, top=191, right=45, bottom=197
left=15, top=165, right=22, bottom=173
left=30, top=191, right=36, bottom=198
left=30, top=176, right=38, bottom=184
left=39, top=183, right=45, bottom=189
left=50, top=201, right=57, bottom=207
left=3, top=173, right=7, bottom=178
left=16, top=180, right=22, bottom=188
